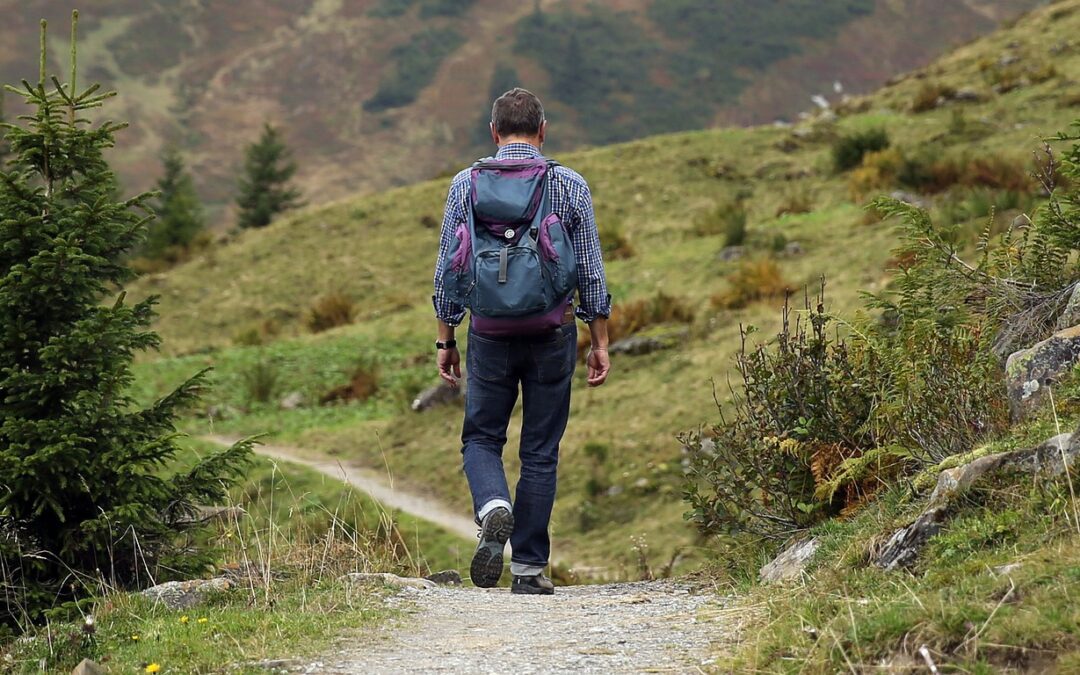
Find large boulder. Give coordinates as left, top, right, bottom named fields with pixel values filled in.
left=1005, top=325, right=1080, bottom=421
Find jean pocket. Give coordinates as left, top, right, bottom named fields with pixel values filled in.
left=532, top=327, right=576, bottom=383
left=467, top=332, right=511, bottom=382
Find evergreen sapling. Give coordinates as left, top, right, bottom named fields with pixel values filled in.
left=0, top=13, right=252, bottom=629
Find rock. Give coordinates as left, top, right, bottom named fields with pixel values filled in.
left=889, top=190, right=930, bottom=210
left=141, top=577, right=232, bottom=610
left=874, top=507, right=947, bottom=571
left=1054, top=283, right=1080, bottom=331
left=424, top=570, right=463, bottom=586
left=782, top=241, right=804, bottom=257
left=952, top=87, right=982, bottom=102
left=928, top=451, right=1012, bottom=507
left=717, top=245, right=745, bottom=262
left=875, top=427, right=1080, bottom=570
left=608, top=336, right=673, bottom=357
left=760, top=537, right=819, bottom=583
left=279, top=391, right=304, bottom=410
left=998, top=53, right=1021, bottom=67
left=1005, top=325, right=1080, bottom=420
left=340, top=572, right=436, bottom=590
left=176, top=505, right=246, bottom=525
left=993, top=562, right=1023, bottom=576
left=411, top=380, right=463, bottom=412
left=72, top=659, right=106, bottom=675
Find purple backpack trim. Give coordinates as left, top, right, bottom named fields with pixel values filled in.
left=450, top=223, right=471, bottom=272
left=471, top=299, right=570, bottom=337
left=538, top=213, right=562, bottom=262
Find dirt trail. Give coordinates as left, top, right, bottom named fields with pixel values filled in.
left=203, top=434, right=478, bottom=541
left=299, top=580, right=729, bottom=674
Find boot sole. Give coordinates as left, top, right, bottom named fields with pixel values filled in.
left=470, top=509, right=513, bottom=588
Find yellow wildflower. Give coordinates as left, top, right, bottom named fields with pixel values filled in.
left=131, top=634, right=140, bottom=641
left=197, top=617, right=208, bottom=624
left=179, top=616, right=189, bottom=624
left=145, top=664, right=161, bottom=673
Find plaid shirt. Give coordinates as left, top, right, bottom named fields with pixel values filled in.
left=432, top=142, right=612, bottom=326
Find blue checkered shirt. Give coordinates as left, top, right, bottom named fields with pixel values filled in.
left=432, top=142, right=612, bottom=326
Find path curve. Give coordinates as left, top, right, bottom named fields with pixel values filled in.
left=203, top=434, right=478, bottom=542
left=299, top=580, right=725, bottom=674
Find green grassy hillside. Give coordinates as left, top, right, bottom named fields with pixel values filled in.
left=0, top=0, right=1039, bottom=212
left=130, top=0, right=1080, bottom=575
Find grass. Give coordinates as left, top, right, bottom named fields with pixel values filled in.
left=707, top=416, right=1080, bottom=672
left=1, top=439, right=471, bottom=672
left=123, top=0, right=1080, bottom=577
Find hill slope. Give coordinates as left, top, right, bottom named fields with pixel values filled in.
left=0, top=0, right=1041, bottom=217
left=129, top=0, right=1080, bottom=572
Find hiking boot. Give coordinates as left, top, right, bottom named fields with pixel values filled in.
left=511, top=573, right=554, bottom=595
left=470, top=507, right=513, bottom=588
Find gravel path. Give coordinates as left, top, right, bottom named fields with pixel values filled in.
left=298, top=580, right=727, bottom=674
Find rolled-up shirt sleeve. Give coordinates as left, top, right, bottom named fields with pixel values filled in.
left=432, top=174, right=469, bottom=326
left=571, top=183, right=612, bottom=322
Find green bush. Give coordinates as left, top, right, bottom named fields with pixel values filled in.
left=695, top=201, right=748, bottom=244
left=832, top=128, right=890, bottom=172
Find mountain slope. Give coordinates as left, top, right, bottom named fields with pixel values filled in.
left=0, top=0, right=1042, bottom=219
left=128, top=0, right=1080, bottom=572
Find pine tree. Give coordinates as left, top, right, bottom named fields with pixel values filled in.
left=0, top=13, right=252, bottom=628
left=0, top=91, right=9, bottom=164
left=235, top=123, right=302, bottom=229
left=143, top=145, right=204, bottom=260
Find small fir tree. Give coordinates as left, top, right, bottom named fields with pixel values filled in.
left=0, top=13, right=252, bottom=629
left=143, top=145, right=204, bottom=260
left=235, top=123, right=302, bottom=229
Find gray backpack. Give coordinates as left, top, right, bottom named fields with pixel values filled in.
left=442, top=157, right=577, bottom=335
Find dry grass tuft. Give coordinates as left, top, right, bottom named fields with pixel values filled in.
left=712, top=258, right=792, bottom=310
left=306, top=293, right=357, bottom=333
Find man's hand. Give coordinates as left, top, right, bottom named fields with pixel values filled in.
left=586, top=347, right=609, bottom=387
left=438, top=347, right=462, bottom=387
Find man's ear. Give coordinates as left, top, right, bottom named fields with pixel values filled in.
left=490, top=122, right=500, bottom=146
left=538, top=120, right=547, bottom=146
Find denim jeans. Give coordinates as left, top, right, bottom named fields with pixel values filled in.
left=461, top=322, right=577, bottom=570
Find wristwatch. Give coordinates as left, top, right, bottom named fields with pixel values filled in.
left=435, top=339, right=457, bottom=350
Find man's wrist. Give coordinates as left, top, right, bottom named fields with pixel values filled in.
left=435, top=339, right=458, bottom=350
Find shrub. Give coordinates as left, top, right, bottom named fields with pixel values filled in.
left=599, top=219, right=635, bottom=259
left=712, top=258, right=791, bottom=309
left=241, top=358, right=280, bottom=406
left=684, top=291, right=880, bottom=538
left=848, top=147, right=904, bottom=200
left=695, top=201, right=748, bottom=245
left=775, top=186, right=814, bottom=217
left=306, top=293, right=357, bottom=333
left=911, top=81, right=955, bottom=113
left=832, top=127, right=890, bottom=172
left=577, top=290, right=694, bottom=356
left=320, top=362, right=380, bottom=404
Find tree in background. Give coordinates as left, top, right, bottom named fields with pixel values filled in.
left=0, top=13, right=252, bottom=629
left=142, top=145, right=204, bottom=260
left=236, top=123, right=302, bottom=229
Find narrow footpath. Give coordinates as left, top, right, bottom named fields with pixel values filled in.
left=203, top=434, right=478, bottom=541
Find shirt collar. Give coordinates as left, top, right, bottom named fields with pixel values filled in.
left=495, top=142, right=542, bottom=160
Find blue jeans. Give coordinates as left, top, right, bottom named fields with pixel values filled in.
left=461, top=322, right=577, bottom=571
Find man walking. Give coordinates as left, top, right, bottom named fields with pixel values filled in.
left=432, top=88, right=610, bottom=595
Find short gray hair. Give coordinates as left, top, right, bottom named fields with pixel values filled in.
left=491, top=88, right=545, bottom=137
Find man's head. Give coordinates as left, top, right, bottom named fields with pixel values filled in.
left=490, top=88, right=546, bottom=148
